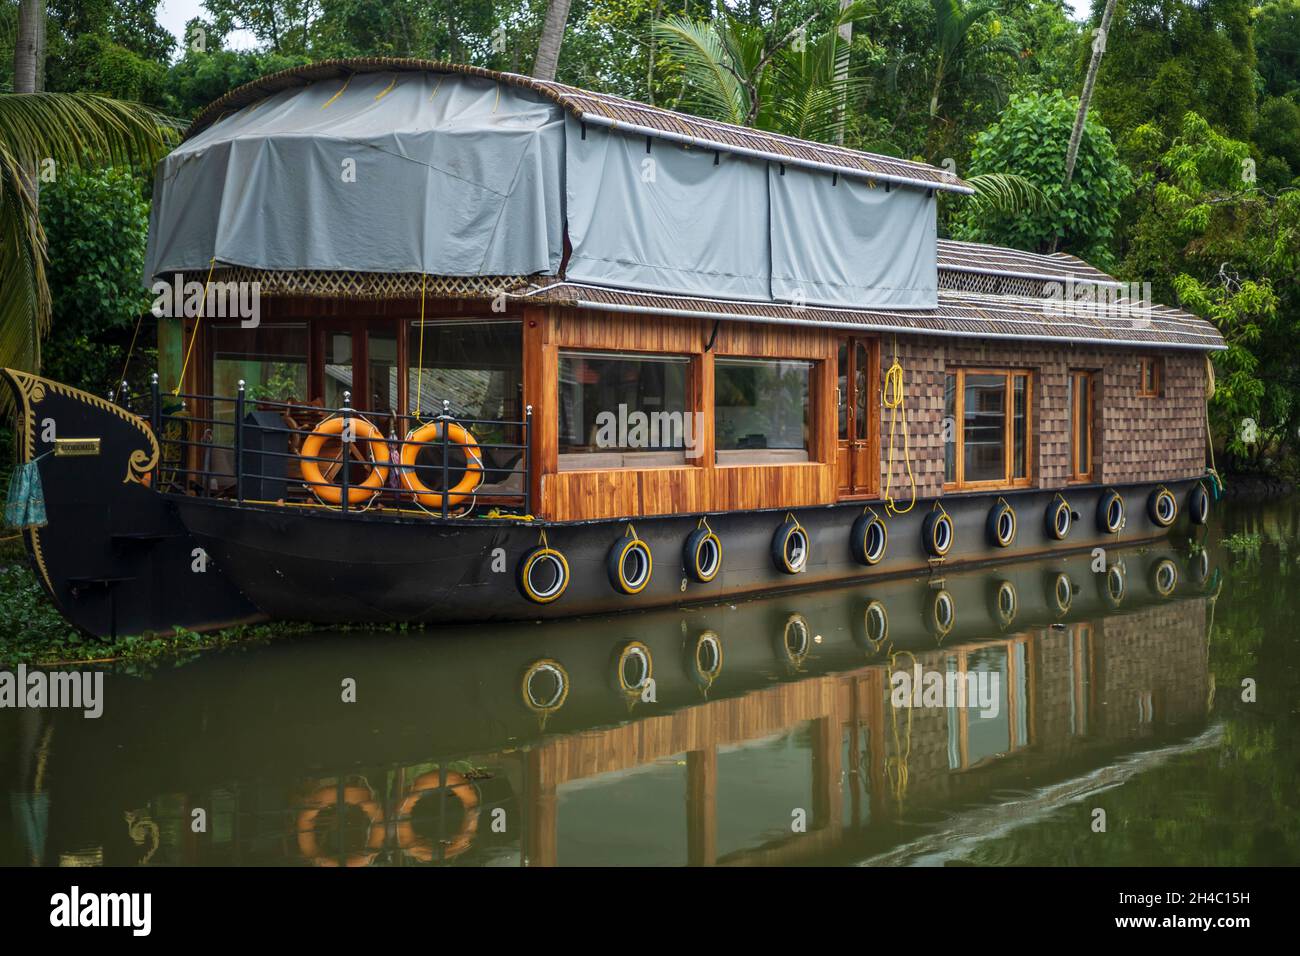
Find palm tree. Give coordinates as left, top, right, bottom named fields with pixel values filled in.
left=533, top=0, right=574, bottom=81
left=653, top=3, right=872, bottom=144
left=1, top=8, right=173, bottom=388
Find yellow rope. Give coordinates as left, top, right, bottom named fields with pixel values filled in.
left=414, top=273, right=428, bottom=424
left=882, top=337, right=916, bottom=515
left=886, top=649, right=915, bottom=807
left=1204, top=353, right=1222, bottom=493
left=321, top=74, right=352, bottom=109
left=173, top=257, right=217, bottom=396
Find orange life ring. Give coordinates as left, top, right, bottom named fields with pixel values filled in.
left=399, top=421, right=484, bottom=510
left=299, top=416, right=391, bottom=506
left=296, top=784, right=385, bottom=867
left=395, top=770, right=481, bottom=862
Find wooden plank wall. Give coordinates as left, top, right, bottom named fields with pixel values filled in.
left=525, top=305, right=838, bottom=521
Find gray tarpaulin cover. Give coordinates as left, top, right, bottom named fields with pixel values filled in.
left=144, top=72, right=566, bottom=278
left=564, top=115, right=771, bottom=301
left=145, top=70, right=937, bottom=310
left=769, top=166, right=937, bottom=309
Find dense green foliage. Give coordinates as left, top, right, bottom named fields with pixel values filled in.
left=4, top=0, right=1298, bottom=473
left=952, top=89, right=1130, bottom=264
left=38, top=167, right=154, bottom=396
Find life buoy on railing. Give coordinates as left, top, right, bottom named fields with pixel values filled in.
left=300, top=416, right=391, bottom=506
left=987, top=498, right=1016, bottom=548
left=1097, top=489, right=1125, bottom=534
left=850, top=509, right=888, bottom=566
left=772, top=515, right=810, bottom=574
left=395, top=771, right=481, bottom=862
left=683, top=520, right=722, bottom=583
left=1046, top=495, right=1073, bottom=540
left=400, top=420, right=484, bottom=511
left=1147, top=485, right=1178, bottom=527
left=922, top=505, right=954, bottom=558
left=1188, top=482, right=1211, bottom=526
left=296, top=783, right=385, bottom=867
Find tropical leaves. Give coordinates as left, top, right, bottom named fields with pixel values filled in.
left=961, top=172, right=1053, bottom=218
left=653, top=3, right=873, bottom=143
left=0, top=92, right=174, bottom=397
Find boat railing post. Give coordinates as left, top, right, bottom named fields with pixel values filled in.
left=234, top=380, right=246, bottom=504
left=441, top=399, right=450, bottom=519
left=524, top=404, right=533, bottom=515
left=150, top=373, right=161, bottom=487
left=341, top=390, right=352, bottom=515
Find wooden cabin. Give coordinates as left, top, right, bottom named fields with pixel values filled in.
left=150, top=59, right=1221, bottom=525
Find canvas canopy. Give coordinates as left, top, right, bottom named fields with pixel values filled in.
left=146, top=68, right=939, bottom=310
left=144, top=72, right=567, bottom=278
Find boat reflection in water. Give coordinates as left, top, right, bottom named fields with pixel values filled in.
left=3, top=544, right=1219, bottom=867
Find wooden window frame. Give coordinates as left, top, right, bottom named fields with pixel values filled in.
left=555, top=346, right=699, bottom=471
left=713, top=354, right=818, bottom=467
left=1067, top=369, right=1095, bottom=483
left=947, top=635, right=1034, bottom=772
left=943, top=367, right=1034, bottom=492
left=1137, top=356, right=1163, bottom=398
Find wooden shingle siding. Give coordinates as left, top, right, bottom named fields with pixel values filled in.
left=878, top=336, right=1208, bottom=498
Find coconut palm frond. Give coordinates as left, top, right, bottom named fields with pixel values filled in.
left=652, top=16, right=749, bottom=126
left=963, top=172, right=1054, bottom=216
left=0, top=140, right=49, bottom=402
left=0, top=92, right=176, bottom=171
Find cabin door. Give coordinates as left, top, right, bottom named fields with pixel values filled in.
left=836, top=337, right=878, bottom=499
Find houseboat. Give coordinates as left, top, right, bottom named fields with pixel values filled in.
left=3, top=59, right=1226, bottom=639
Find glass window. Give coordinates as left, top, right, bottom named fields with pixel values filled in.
left=1069, top=371, right=1093, bottom=479
left=407, top=318, right=523, bottom=425
left=944, top=373, right=957, bottom=483
left=559, top=351, right=691, bottom=467
left=715, top=357, right=810, bottom=463
left=323, top=332, right=353, bottom=410
left=368, top=333, right=398, bottom=417
left=1138, top=357, right=1163, bottom=397
left=963, top=373, right=1007, bottom=483
left=210, top=322, right=309, bottom=441
left=944, top=369, right=1032, bottom=487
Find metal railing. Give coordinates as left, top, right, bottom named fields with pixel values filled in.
left=139, top=375, right=533, bottom=519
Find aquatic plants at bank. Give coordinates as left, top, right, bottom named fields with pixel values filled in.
left=0, top=537, right=309, bottom=667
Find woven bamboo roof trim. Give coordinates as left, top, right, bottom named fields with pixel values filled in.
left=184, top=58, right=970, bottom=193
